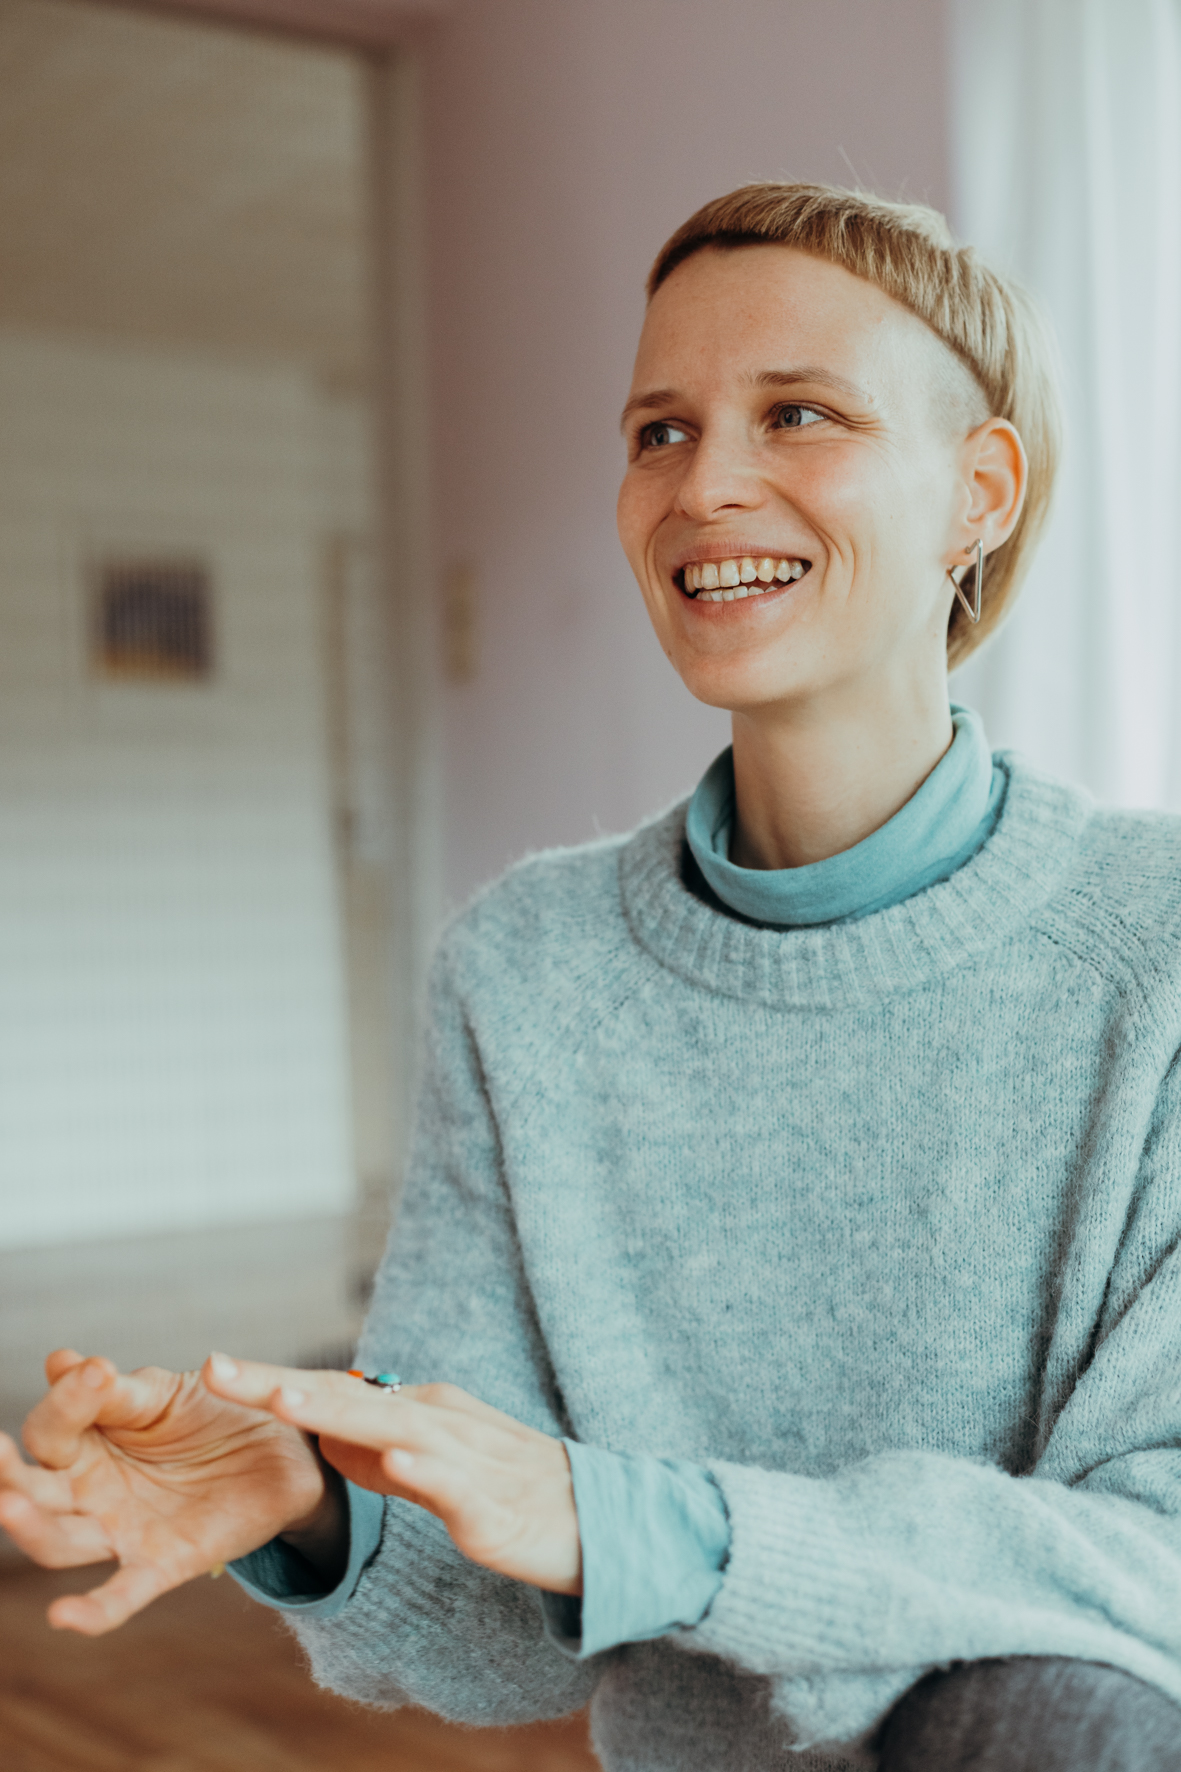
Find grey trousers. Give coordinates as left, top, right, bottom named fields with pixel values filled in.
left=877, top=1658, right=1181, bottom=1772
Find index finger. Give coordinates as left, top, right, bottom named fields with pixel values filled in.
left=45, top=1348, right=85, bottom=1386
left=203, top=1355, right=439, bottom=1455
left=22, top=1357, right=119, bottom=1470
left=203, top=1353, right=402, bottom=1416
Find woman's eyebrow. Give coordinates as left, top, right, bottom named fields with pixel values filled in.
left=620, top=387, right=678, bottom=430
left=751, top=367, right=871, bottom=402
left=620, top=367, right=873, bottom=431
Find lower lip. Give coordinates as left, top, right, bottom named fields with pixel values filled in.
left=679, top=573, right=807, bottom=611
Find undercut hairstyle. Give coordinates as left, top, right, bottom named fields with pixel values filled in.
left=648, top=183, right=1062, bottom=667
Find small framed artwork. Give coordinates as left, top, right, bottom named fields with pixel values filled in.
left=91, top=558, right=214, bottom=681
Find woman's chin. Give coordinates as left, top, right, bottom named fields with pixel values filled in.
left=674, top=654, right=814, bottom=716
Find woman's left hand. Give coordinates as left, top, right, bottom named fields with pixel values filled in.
left=202, top=1356, right=582, bottom=1596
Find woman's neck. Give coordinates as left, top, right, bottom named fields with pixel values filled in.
left=728, top=682, right=955, bottom=871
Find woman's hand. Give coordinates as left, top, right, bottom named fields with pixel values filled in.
left=0, top=1349, right=332, bottom=1635
left=204, top=1355, right=583, bottom=1597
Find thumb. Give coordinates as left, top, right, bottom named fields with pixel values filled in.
left=317, top=1436, right=399, bottom=1494
left=48, top=1560, right=172, bottom=1637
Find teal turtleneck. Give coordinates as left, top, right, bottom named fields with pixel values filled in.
left=685, top=703, right=1005, bottom=928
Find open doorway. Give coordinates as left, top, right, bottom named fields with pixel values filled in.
left=0, top=0, right=400, bottom=1433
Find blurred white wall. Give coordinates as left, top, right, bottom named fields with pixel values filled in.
left=422, top=0, right=952, bottom=908
left=0, top=325, right=366, bottom=1246
left=0, top=0, right=956, bottom=1250
left=0, top=2, right=391, bottom=1265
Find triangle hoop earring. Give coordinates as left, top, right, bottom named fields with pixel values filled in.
left=949, top=538, right=984, bottom=625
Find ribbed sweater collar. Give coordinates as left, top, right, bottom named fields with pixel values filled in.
left=618, top=755, right=1092, bottom=1011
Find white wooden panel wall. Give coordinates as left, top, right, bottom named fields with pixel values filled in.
left=0, top=326, right=365, bottom=1247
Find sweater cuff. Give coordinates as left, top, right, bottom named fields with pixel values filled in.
left=541, top=1441, right=730, bottom=1659
left=228, top=1481, right=385, bottom=1620
left=686, top=1460, right=871, bottom=1670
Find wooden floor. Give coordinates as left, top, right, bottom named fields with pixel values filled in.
left=0, top=1563, right=600, bottom=1772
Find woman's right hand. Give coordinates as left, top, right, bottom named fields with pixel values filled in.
left=0, top=1348, right=336, bottom=1636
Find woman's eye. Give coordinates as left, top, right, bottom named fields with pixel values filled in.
left=641, top=421, right=690, bottom=449
left=773, top=404, right=825, bottom=430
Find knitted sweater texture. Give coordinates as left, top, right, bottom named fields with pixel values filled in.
left=290, top=754, right=1181, bottom=1771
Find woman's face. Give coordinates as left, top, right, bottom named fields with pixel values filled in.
left=617, top=245, right=985, bottom=718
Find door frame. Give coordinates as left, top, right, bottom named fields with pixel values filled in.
left=104, top=0, right=442, bottom=1219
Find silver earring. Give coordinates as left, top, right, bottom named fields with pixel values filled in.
left=949, top=538, right=984, bottom=625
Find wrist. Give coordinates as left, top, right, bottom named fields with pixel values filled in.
left=280, top=1441, right=349, bottom=1584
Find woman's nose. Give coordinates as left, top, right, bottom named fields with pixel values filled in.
left=672, top=430, right=764, bottom=521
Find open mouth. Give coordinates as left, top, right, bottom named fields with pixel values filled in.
left=677, top=555, right=811, bottom=602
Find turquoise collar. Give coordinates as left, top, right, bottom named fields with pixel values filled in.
left=685, top=705, right=1004, bottom=929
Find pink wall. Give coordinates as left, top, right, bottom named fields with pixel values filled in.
left=423, top=0, right=951, bottom=909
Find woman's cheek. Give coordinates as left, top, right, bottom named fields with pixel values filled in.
left=783, top=449, right=874, bottom=528
left=615, top=470, right=650, bottom=560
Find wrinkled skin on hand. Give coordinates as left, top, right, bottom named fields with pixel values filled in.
left=0, top=1349, right=582, bottom=1637
left=0, top=1349, right=325, bottom=1635
left=204, top=1355, right=582, bottom=1598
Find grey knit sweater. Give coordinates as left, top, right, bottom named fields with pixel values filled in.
left=291, top=754, right=1181, bottom=1771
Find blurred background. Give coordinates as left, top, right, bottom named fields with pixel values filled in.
left=0, top=0, right=1178, bottom=1762
left=0, top=0, right=959, bottom=1442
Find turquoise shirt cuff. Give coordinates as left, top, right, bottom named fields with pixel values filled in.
left=228, top=1480, right=385, bottom=1619
left=541, top=1442, right=730, bottom=1659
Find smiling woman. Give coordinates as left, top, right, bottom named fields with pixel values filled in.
left=6, top=184, right=1181, bottom=1772
left=617, top=237, right=1031, bottom=873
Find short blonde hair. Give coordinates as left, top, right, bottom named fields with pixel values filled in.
left=648, top=183, right=1062, bottom=667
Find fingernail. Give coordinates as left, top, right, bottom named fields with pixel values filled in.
left=279, top=1386, right=306, bottom=1408
left=81, top=1362, right=107, bottom=1389
left=209, top=1353, right=238, bottom=1381
left=389, top=1449, right=414, bottom=1472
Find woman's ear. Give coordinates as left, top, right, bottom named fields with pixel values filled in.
left=960, top=417, right=1027, bottom=557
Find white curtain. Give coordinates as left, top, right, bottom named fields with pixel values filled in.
left=950, top=0, right=1181, bottom=808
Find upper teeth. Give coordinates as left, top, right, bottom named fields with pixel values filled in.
left=684, top=557, right=806, bottom=601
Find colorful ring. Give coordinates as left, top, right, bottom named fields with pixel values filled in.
left=348, top=1367, right=404, bottom=1394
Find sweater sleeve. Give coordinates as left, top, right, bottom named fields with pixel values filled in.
left=676, top=1054, right=1181, bottom=1754
left=228, top=1481, right=385, bottom=1617
left=284, top=939, right=605, bottom=1726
